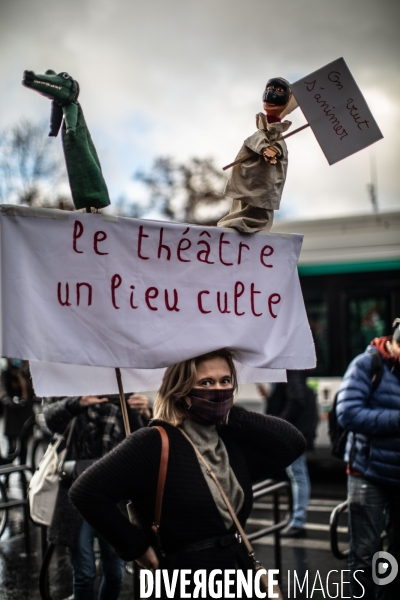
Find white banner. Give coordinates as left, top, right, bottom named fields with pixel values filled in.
left=291, top=57, right=383, bottom=165
left=0, top=206, right=315, bottom=394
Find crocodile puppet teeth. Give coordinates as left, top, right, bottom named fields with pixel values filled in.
left=34, top=80, right=62, bottom=91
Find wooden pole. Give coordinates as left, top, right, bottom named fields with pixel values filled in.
left=280, top=122, right=310, bottom=140
left=115, top=367, right=131, bottom=436
left=222, top=123, right=310, bottom=171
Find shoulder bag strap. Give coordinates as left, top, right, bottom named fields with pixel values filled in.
left=57, top=417, right=77, bottom=470
left=151, top=425, right=169, bottom=545
left=65, top=417, right=77, bottom=448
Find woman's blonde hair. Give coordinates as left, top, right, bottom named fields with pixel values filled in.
left=153, top=349, right=238, bottom=426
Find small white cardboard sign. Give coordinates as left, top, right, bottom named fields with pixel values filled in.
left=291, top=57, right=383, bottom=165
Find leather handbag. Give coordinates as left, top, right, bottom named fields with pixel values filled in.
left=179, top=427, right=284, bottom=600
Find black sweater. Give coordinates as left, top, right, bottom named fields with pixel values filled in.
left=70, top=406, right=305, bottom=566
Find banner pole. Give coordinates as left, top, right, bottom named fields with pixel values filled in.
left=222, top=123, right=310, bottom=171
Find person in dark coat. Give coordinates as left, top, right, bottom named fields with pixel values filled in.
left=69, top=349, right=306, bottom=599
left=258, top=370, right=318, bottom=537
left=0, top=359, right=35, bottom=466
left=336, top=319, right=400, bottom=600
left=44, top=392, right=151, bottom=600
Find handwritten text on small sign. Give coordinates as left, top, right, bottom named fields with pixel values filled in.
left=291, top=57, right=383, bottom=165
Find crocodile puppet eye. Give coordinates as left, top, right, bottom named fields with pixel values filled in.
left=61, top=73, right=70, bottom=80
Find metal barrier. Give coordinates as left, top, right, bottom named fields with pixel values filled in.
left=248, top=479, right=292, bottom=576
left=329, top=500, right=349, bottom=560
left=329, top=499, right=349, bottom=560
left=330, top=498, right=388, bottom=561
left=0, top=464, right=32, bottom=555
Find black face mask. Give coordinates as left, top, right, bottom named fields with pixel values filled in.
left=262, top=78, right=290, bottom=106
left=187, top=388, right=234, bottom=424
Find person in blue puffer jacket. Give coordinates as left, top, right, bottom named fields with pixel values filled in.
left=336, top=319, right=400, bottom=600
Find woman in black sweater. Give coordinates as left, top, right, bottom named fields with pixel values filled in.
left=70, top=349, right=305, bottom=598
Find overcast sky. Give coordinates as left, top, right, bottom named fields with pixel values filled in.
left=1, top=0, right=399, bottom=221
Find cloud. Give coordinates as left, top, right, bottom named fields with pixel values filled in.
left=0, top=0, right=399, bottom=217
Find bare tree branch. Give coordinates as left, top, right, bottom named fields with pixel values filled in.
left=0, top=119, right=68, bottom=206
left=134, top=156, right=229, bottom=225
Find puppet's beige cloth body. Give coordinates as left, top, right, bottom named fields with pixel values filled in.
left=218, top=113, right=291, bottom=233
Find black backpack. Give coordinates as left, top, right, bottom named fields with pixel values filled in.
left=328, top=349, right=383, bottom=460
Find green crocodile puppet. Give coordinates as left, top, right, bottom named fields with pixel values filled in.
left=22, top=69, right=110, bottom=210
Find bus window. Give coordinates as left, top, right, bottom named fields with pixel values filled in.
left=348, top=297, right=390, bottom=359
left=306, top=297, right=329, bottom=376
